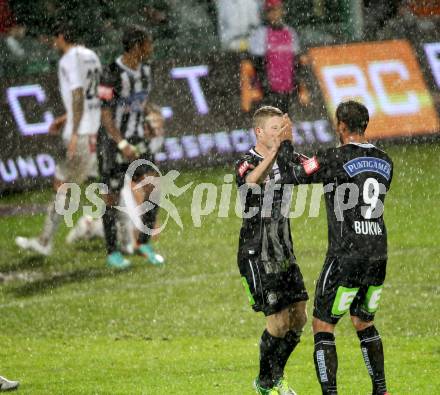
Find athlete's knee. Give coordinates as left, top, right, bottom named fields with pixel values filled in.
left=288, top=302, right=307, bottom=331
left=267, top=310, right=291, bottom=337
left=103, top=192, right=118, bottom=207
left=351, top=315, right=374, bottom=332
left=53, top=178, right=63, bottom=192
left=312, top=317, right=335, bottom=334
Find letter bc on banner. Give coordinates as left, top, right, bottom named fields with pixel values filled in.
left=308, top=40, right=440, bottom=139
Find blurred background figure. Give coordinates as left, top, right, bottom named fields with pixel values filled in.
left=0, top=374, right=19, bottom=391
left=15, top=22, right=102, bottom=256
left=249, top=0, right=301, bottom=114
left=0, top=0, right=23, bottom=58
left=66, top=104, right=166, bottom=261
left=2, top=25, right=26, bottom=59
left=98, top=26, right=164, bottom=269
left=216, top=0, right=262, bottom=52
left=0, top=0, right=14, bottom=34
left=142, top=0, right=175, bottom=41
left=374, top=0, right=439, bottom=43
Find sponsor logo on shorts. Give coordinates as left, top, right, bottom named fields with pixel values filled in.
left=363, top=285, right=383, bottom=313
left=267, top=292, right=278, bottom=305
left=331, top=286, right=360, bottom=316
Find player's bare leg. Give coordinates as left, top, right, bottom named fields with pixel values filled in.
left=351, top=316, right=389, bottom=395
left=15, top=178, right=66, bottom=256
left=16, top=136, right=94, bottom=256
left=130, top=179, right=144, bottom=243
left=39, top=178, right=66, bottom=245
left=132, top=172, right=164, bottom=265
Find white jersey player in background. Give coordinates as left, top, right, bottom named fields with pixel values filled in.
left=66, top=108, right=165, bottom=264
left=16, top=22, right=102, bottom=256
left=0, top=375, right=19, bottom=391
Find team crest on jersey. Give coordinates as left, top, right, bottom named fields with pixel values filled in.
left=343, top=157, right=391, bottom=180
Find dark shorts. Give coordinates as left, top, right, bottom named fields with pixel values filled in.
left=98, top=134, right=157, bottom=193
left=313, top=255, right=387, bottom=324
left=238, top=252, right=308, bottom=316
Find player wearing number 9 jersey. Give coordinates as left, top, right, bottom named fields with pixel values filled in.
left=277, top=101, right=393, bottom=395
left=15, top=22, right=102, bottom=257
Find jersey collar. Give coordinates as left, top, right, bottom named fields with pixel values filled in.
left=250, top=147, right=264, bottom=158
left=116, top=56, right=142, bottom=76
left=347, top=142, right=376, bottom=149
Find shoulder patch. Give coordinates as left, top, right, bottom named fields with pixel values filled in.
left=98, top=85, right=114, bottom=101
left=302, top=156, right=320, bottom=175
left=343, top=157, right=392, bottom=180
left=238, top=161, right=255, bottom=177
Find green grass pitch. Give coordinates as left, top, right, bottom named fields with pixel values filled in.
left=0, top=143, right=439, bottom=394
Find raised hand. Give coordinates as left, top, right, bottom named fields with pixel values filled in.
left=280, top=114, right=293, bottom=143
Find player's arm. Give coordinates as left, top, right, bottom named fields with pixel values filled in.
left=98, top=68, right=138, bottom=160
left=242, top=114, right=292, bottom=185
left=67, top=87, right=84, bottom=159
left=144, top=103, right=164, bottom=138
left=101, top=108, right=137, bottom=161
left=244, top=153, right=276, bottom=185
left=277, top=116, right=331, bottom=185
left=61, top=51, right=85, bottom=159
left=71, top=87, right=84, bottom=136
left=48, top=113, right=67, bottom=135
left=277, top=141, right=330, bottom=185
left=65, top=88, right=84, bottom=160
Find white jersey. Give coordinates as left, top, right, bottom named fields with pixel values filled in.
left=58, top=45, right=102, bottom=141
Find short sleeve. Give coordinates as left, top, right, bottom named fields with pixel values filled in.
left=277, top=141, right=336, bottom=184
left=61, top=51, right=83, bottom=90
left=235, top=157, right=256, bottom=186
left=98, top=64, right=118, bottom=108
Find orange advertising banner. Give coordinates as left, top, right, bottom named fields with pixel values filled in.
left=309, top=40, right=440, bottom=139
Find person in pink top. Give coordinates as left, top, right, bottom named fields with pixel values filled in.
left=249, top=0, right=301, bottom=114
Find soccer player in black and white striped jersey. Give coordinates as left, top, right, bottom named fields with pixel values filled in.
left=235, top=106, right=308, bottom=394
left=97, top=26, right=162, bottom=269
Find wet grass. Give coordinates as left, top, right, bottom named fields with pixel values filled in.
left=0, top=143, right=439, bottom=394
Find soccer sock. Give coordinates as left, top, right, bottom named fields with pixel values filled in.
left=313, top=332, right=338, bottom=395
left=137, top=203, right=158, bottom=245
left=273, top=330, right=302, bottom=380
left=357, top=326, right=387, bottom=395
left=102, top=205, right=118, bottom=254
left=259, top=329, right=283, bottom=388
left=39, top=194, right=64, bottom=246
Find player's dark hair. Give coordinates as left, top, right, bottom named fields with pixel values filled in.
left=336, top=100, right=369, bottom=135
left=253, top=106, right=283, bottom=129
left=122, top=26, right=153, bottom=53
left=51, top=21, right=78, bottom=43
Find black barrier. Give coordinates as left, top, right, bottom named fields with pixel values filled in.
left=1, top=40, right=439, bottom=193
